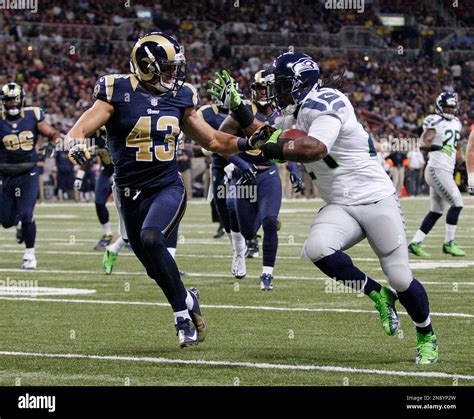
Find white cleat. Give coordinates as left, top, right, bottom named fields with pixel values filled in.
left=231, top=249, right=246, bottom=279
left=22, top=254, right=37, bottom=270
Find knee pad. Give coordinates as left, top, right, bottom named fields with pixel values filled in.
left=261, top=216, right=278, bottom=233
left=140, top=228, right=166, bottom=253
left=446, top=206, right=462, bottom=225
left=302, top=233, right=329, bottom=262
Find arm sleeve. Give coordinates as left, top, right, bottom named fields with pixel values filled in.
left=307, top=114, right=342, bottom=153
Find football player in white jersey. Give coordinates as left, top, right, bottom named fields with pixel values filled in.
left=408, top=93, right=465, bottom=257
left=209, top=52, right=438, bottom=364
left=467, top=130, right=474, bottom=195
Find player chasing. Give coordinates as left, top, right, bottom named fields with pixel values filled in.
left=213, top=69, right=303, bottom=289
left=0, top=83, right=61, bottom=270
left=408, top=93, right=466, bottom=257
left=67, top=33, right=256, bottom=347
left=210, top=51, right=439, bottom=364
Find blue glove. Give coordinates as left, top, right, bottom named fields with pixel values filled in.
left=288, top=162, right=304, bottom=193
left=230, top=155, right=257, bottom=185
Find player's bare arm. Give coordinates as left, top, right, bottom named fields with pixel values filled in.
left=37, top=120, right=61, bottom=142
left=181, top=107, right=249, bottom=155
left=68, top=100, right=114, bottom=141
left=467, top=130, right=474, bottom=194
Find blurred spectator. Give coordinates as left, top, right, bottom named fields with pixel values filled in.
left=407, top=149, right=425, bottom=196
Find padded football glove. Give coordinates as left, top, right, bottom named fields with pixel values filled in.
left=248, top=125, right=282, bottom=149
left=207, top=70, right=242, bottom=110
left=69, top=143, right=91, bottom=165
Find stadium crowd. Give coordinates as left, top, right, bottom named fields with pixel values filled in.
left=0, top=0, right=472, bottom=201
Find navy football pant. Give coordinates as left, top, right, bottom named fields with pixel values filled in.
left=235, top=168, right=282, bottom=267
left=119, top=177, right=187, bottom=312
left=0, top=167, right=39, bottom=248
left=212, top=165, right=231, bottom=233
left=95, top=170, right=112, bottom=225
left=226, top=180, right=240, bottom=233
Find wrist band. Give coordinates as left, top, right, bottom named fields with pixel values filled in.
left=261, top=142, right=284, bottom=161
left=233, top=102, right=254, bottom=128
left=237, top=137, right=251, bottom=151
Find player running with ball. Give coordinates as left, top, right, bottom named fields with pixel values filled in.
left=210, top=51, right=439, bottom=364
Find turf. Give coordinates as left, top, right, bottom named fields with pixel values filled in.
left=0, top=196, right=473, bottom=386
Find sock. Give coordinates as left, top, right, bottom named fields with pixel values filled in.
left=173, top=309, right=191, bottom=324
left=22, top=220, right=36, bottom=249
left=102, top=222, right=113, bottom=236
left=167, top=247, right=176, bottom=259
left=227, top=232, right=233, bottom=248
left=445, top=224, right=457, bottom=243
left=231, top=230, right=246, bottom=255
left=185, top=290, right=194, bottom=310
left=108, top=237, right=126, bottom=253
left=262, top=266, right=273, bottom=276
left=360, top=275, right=383, bottom=296
left=417, top=211, right=442, bottom=240
left=24, top=247, right=35, bottom=257
left=397, top=278, right=433, bottom=335
left=411, top=229, right=426, bottom=244
left=315, top=251, right=382, bottom=295
left=140, top=227, right=187, bottom=312
left=262, top=216, right=278, bottom=268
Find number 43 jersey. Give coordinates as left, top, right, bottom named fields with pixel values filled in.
left=295, top=87, right=395, bottom=205
left=94, top=74, right=199, bottom=190
left=423, top=114, right=462, bottom=173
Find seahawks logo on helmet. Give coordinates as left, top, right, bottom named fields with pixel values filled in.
left=291, top=58, right=319, bottom=76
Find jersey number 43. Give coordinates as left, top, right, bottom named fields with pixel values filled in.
left=126, top=116, right=179, bottom=162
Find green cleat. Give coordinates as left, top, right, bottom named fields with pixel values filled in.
left=103, top=248, right=118, bottom=275
left=442, top=241, right=465, bottom=257
left=369, top=287, right=400, bottom=336
left=416, top=332, right=439, bottom=364
left=408, top=242, right=431, bottom=257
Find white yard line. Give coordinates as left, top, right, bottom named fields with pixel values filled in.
left=0, top=350, right=472, bottom=381
left=0, top=296, right=472, bottom=318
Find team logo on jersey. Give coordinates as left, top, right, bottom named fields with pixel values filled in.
left=291, top=58, right=318, bottom=76
left=151, top=98, right=159, bottom=106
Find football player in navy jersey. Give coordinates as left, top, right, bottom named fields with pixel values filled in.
left=0, top=83, right=61, bottom=269
left=216, top=70, right=303, bottom=290
left=67, top=33, right=254, bottom=348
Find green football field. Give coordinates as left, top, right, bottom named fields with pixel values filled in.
left=0, top=196, right=473, bottom=386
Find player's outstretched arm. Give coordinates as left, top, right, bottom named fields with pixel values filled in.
left=182, top=108, right=253, bottom=155
left=67, top=100, right=113, bottom=164
left=38, top=120, right=61, bottom=142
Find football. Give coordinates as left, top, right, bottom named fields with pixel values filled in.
left=280, top=128, right=307, bottom=142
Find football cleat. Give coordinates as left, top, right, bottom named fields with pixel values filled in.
left=442, top=241, right=465, bottom=257
left=369, top=287, right=400, bottom=336
left=408, top=242, right=430, bottom=257
left=232, top=250, right=246, bottom=279
left=260, top=273, right=274, bottom=291
left=22, top=254, right=37, bottom=270
left=213, top=225, right=225, bottom=239
left=103, top=248, right=118, bottom=275
left=94, top=234, right=113, bottom=251
left=188, top=287, right=207, bottom=342
left=245, top=237, right=259, bottom=258
left=416, top=332, right=439, bottom=364
left=175, top=317, right=199, bottom=348
left=16, top=222, right=23, bottom=244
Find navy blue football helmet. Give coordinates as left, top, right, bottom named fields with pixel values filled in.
left=435, top=92, right=458, bottom=120
left=130, top=32, right=186, bottom=93
left=265, top=52, right=320, bottom=110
